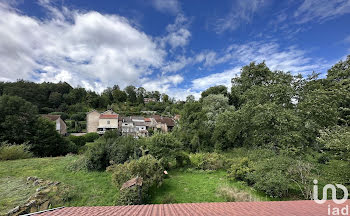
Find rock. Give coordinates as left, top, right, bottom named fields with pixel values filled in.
left=36, top=186, right=47, bottom=192
left=25, top=200, right=36, bottom=207
left=33, top=179, right=43, bottom=186
left=7, top=206, right=20, bottom=215
left=53, top=181, right=60, bottom=186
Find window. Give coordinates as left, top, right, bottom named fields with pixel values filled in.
left=107, top=120, right=110, bottom=124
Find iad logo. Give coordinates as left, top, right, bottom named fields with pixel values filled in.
left=313, top=179, right=349, bottom=216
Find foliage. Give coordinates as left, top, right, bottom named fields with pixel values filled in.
left=108, top=155, right=164, bottom=204
left=227, top=157, right=254, bottom=182
left=0, top=95, right=38, bottom=144
left=146, top=133, right=182, bottom=168
left=248, top=156, right=293, bottom=198
left=31, top=117, right=77, bottom=156
left=0, top=142, right=33, bottom=160
left=83, top=135, right=140, bottom=171
left=318, top=126, right=350, bottom=158
left=189, top=153, right=225, bottom=170
left=68, top=133, right=100, bottom=148
left=201, top=85, right=228, bottom=99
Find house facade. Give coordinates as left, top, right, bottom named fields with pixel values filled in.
left=42, top=115, right=67, bottom=135
left=86, top=110, right=119, bottom=134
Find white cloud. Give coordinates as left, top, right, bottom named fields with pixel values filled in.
left=191, top=67, right=241, bottom=91
left=159, top=14, right=191, bottom=49
left=214, top=0, right=267, bottom=33
left=151, top=0, right=180, bottom=15
left=141, top=74, right=184, bottom=93
left=190, top=41, right=330, bottom=91
left=226, top=42, right=329, bottom=75
left=0, top=2, right=167, bottom=92
left=294, top=0, right=350, bottom=24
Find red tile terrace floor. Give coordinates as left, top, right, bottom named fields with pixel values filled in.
left=35, top=200, right=349, bottom=216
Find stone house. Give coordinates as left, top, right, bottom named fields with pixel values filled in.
left=152, top=115, right=175, bottom=132
left=42, top=115, right=67, bottom=135
left=86, top=110, right=119, bottom=134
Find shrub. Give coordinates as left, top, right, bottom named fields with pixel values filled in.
left=189, top=152, right=224, bottom=170
left=83, top=135, right=140, bottom=171
left=117, top=186, right=142, bottom=205
left=108, top=155, right=164, bottom=204
left=146, top=133, right=182, bottom=168
left=227, top=157, right=254, bottom=182
left=107, top=136, right=141, bottom=165
left=84, top=141, right=109, bottom=171
left=248, top=156, right=293, bottom=198
left=68, top=135, right=86, bottom=147
left=68, top=133, right=100, bottom=148
left=0, top=142, right=33, bottom=160
left=84, top=133, right=100, bottom=142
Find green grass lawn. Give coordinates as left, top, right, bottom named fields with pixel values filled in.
left=0, top=156, right=274, bottom=214
left=0, top=155, right=118, bottom=214
left=149, top=169, right=275, bottom=204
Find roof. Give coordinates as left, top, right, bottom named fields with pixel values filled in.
left=100, top=114, right=118, bottom=119
left=134, top=121, right=146, bottom=126
left=131, top=116, right=145, bottom=121
left=144, top=118, right=151, bottom=122
left=160, top=117, right=175, bottom=127
left=34, top=200, right=348, bottom=216
left=41, top=115, right=61, bottom=121
left=152, top=115, right=175, bottom=126
left=121, top=116, right=132, bottom=122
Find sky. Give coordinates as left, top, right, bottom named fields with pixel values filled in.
left=0, top=0, right=350, bottom=100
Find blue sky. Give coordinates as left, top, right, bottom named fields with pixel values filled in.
left=0, top=0, right=350, bottom=99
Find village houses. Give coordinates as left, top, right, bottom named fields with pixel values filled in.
left=86, top=110, right=176, bottom=137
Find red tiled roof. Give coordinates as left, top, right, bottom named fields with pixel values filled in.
left=100, top=114, right=118, bottom=119
left=144, top=118, right=151, bottom=122
left=36, top=200, right=348, bottom=216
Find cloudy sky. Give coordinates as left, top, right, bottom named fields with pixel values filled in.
left=1, top=0, right=350, bottom=99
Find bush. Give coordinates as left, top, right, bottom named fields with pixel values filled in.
left=227, top=157, right=254, bottom=182
left=189, top=152, right=224, bottom=170
left=84, top=132, right=100, bottom=142
left=108, top=155, right=164, bottom=204
left=82, top=135, right=140, bottom=171
left=107, top=136, right=141, bottom=165
left=248, top=156, right=293, bottom=198
left=84, top=141, right=109, bottom=171
left=68, top=133, right=100, bottom=148
left=0, top=142, right=33, bottom=160
left=146, top=133, right=182, bottom=168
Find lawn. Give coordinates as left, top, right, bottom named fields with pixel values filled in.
left=0, top=156, right=274, bottom=214
left=149, top=169, right=275, bottom=204
left=0, top=155, right=118, bottom=214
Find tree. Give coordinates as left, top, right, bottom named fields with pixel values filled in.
left=125, top=85, right=137, bottom=103
left=0, top=95, right=38, bottom=144
left=201, top=85, right=228, bottom=99
left=31, top=117, right=75, bottom=156
left=112, top=88, right=127, bottom=103
left=136, top=87, right=146, bottom=104
left=202, top=94, right=231, bottom=129
left=48, top=92, right=62, bottom=108
left=161, top=93, right=169, bottom=103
